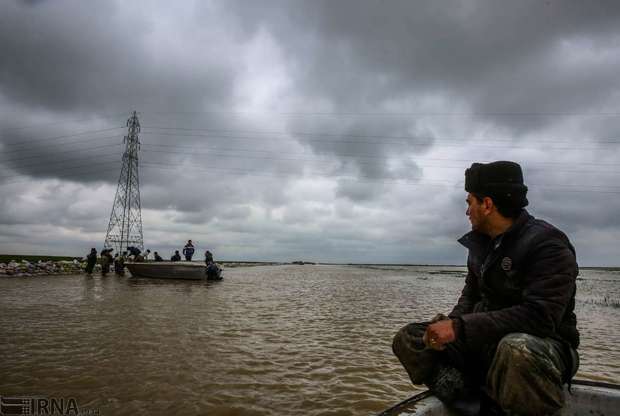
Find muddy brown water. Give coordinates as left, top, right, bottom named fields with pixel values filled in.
left=1, top=265, right=618, bottom=415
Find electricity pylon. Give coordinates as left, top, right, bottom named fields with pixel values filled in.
left=104, top=111, right=144, bottom=254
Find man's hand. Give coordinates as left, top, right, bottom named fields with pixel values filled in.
left=423, top=319, right=456, bottom=350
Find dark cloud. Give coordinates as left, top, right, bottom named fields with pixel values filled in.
left=223, top=0, right=620, bottom=132
left=0, top=1, right=234, bottom=114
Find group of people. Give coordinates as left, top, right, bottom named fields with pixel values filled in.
left=84, top=247, right=135, bottom=276
left=169, top=240, right=194, bottom=261
left=168, top=240, right=195, bottom=261
left=167, top=240, right=214, bottom=265
left=84, top=240, right=217, bottom=275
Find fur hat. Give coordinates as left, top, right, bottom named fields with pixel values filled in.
left=465, top=161, right=528, bottom=209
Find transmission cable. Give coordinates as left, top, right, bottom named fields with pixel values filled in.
left=0, top=112, right=128, bottom=133
left=139, top=147, right=619, bottom=176
left=142, top=125, right=620, bottom=145
left=139, top=161, right=620, bottom=194
left=0, top=143, right=123, bottom=163
left=140, top=130, right=615, bottom=151
left=139, top=142, right=620, bottom=169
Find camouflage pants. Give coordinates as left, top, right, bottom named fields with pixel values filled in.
left=393, top=322, right=577, bottom=415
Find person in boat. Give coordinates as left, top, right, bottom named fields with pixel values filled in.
left=84, top=248, right=97, bottom=275
left=204, top=250, right=214, bottom=265
left=183, top=240, right=195, bottom=261
left=127, top=246, right=141, bottom=258
left=153, top=251, right=164, bottom=262
left=171, top=250, right=181, bottom=262
left=392, top=161, right=579, bottom=416
left=126, top=246, right=145, bottom=262
left=144, top=249, right=151, bottom=261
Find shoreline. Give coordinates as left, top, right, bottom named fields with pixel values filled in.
left=2, top=255, right=618, bottom=278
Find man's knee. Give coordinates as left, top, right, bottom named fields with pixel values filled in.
left=488, top=333, right=566, bottom=415
left=392, top=323, right=435, bottom=385
left=493, top=333, right=564, bottom=378
left=392, top=323, right=426, bottom=357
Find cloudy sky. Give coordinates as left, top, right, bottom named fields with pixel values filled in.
left=1, top=0, right=619, bottom=265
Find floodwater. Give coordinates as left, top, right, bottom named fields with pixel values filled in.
left=1, top=265, right=619, bottom=416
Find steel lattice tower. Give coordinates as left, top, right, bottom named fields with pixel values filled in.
left=104, top=111, right=144, bottom=253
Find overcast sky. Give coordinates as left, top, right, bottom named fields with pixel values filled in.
left=1, top=0, right=619, bottom=265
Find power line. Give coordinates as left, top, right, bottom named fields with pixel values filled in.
left=0, top=143, right=123, bottom=163
left=0, top=122, right=615, bottom=166
left=0, top=136, right=614, bottom=181
left=139, top=161, right=620, bottom=194
left=1, top=158, right=616, bottom=194
left=0, top=126, right=124, bottom=147
left=3, top=127, right=123, bottom=145
left=141, top=110, right=620, bottom=117
left=0, top=154, right=122, bottom=175
left=140, top=130, right=617, bottom=151
left=142, top=125, right=620, bottom=145
left=0, top=135, right=121, bottom=155
left=0, top=112, right=128, bottom=133
left=4, top=142, right=612, bottom=182
left=140, top=142, right=620, bottom=169
left=140, top=147, right=620, bottom=175
left=0, top=165, right=120, bottom=186
left=0, top=160, right=120, bottom=180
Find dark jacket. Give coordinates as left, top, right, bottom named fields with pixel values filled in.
left=183, top=244, right=195, bottom=257
left=86, top=251, right=97, bottom=264
left=449, top=210, right=579, bottom=351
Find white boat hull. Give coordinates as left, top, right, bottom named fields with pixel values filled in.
left=126, top=262, right=210, bottom=280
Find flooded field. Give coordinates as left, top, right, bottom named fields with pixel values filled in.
left=1, top=265, right=618, bottom=415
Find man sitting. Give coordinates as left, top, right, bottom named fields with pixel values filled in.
left=392, top=161, right=579, bottom=415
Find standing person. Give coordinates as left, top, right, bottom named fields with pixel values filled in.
left=171, top=250, right=181, bottom=262
left=204, top=250, right=221, bottom=280
left=183, top=240, right=195, bottom=261
left=204, top=250, right=214, bottom=265
left=114, top=253, right=125, bottom=276
left=100, top=249, right=113, bottom=276
left=85, top=248, right=97, bottom=275
left=392, top=161, right=579, bottom=415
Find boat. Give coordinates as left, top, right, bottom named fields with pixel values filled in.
left=125, top=261, right=222, bottom=280
left=378, top=379, right=620, bottom=415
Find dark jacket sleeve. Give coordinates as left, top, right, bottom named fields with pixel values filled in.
left=449, top=261, right=481, bottom=318
left=460, top=235, right=577, bottom=350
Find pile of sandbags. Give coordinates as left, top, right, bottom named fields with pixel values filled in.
left=0, top=259, right=86, bottom=277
